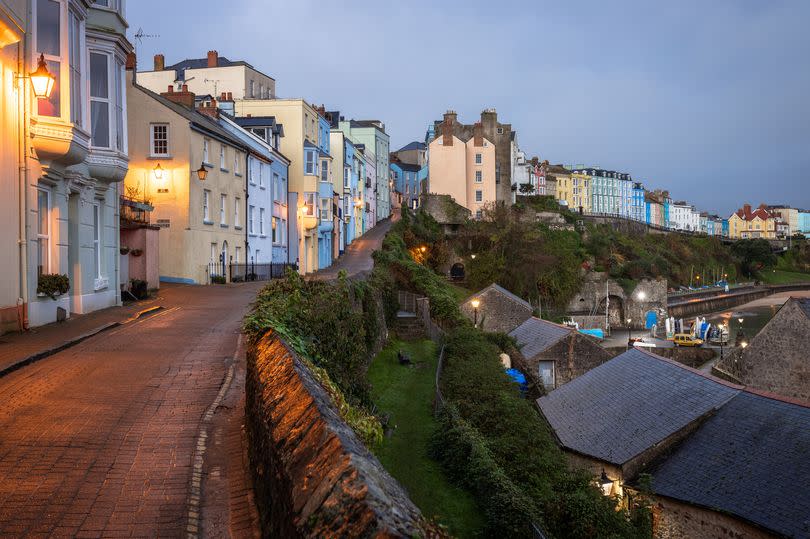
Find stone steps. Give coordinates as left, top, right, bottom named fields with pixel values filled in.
left=393, top=315, right=425, bottom=340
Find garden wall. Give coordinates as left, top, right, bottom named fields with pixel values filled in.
left=245, top=330, right=427, bottom=538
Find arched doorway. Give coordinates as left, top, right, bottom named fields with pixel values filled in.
left=450, top=262, right=465, bottom=281
left=598, top=295, right=625, bottom=328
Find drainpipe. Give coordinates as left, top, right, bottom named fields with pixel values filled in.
left=244, top=150, right=249, bottom=278
left=15, top=17, right=30, bottom=330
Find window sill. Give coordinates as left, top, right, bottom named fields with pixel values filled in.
left=235, top=172, right=242, bottom=177
left=220, top=223, right=229, bottom=228
left=203, top=219, right=214, bottom=225
left=260, top=234, right=267, bottom=238
left=235, top=225, right=243, bottom=230
left=148, top=155, right=172, bottom=160
left=220, top=168, right=229, bottom=173
left=203, top=162, right=213, bottom=169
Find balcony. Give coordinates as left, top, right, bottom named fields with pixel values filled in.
left=120, top=195, right=154, bottom=228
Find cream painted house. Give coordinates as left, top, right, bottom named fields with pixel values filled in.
left=125, top=72, right=248, bottom=284
left=1, top=0, right=131, bottom=333
left=428, top=120, right=496, bottom=217
left=137, top=50, right=275, bottom=101
left=235, top=99, right=322, bottom=274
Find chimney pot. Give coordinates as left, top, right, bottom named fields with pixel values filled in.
left=227, top=92, right=233, bottom=101
left=207, top=50, right=218, bottom=68
left=154, top=54, right=165, bottom=71
left=167, top=85, right=174, bottom=93
left=181, top=84, right=189, bottom=92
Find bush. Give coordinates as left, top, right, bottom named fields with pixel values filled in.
left=129, top=278, right=148, bottom=299
left=211, top=275, right=226, bottom=284
left=37, top=273, right=70, bottom=299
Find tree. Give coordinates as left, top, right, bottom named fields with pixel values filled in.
left=519, top=183, right=536, bottom=195
left=731, top=239, right=776, bottom=277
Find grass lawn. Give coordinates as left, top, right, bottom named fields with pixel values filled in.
left=760, top=269, right=810, bottom=284
left=368, top=339, right=483, bottom=538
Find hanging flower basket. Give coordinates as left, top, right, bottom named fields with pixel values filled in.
left=120, top=246, right=130, bottom=255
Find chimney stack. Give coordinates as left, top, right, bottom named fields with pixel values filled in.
left=126, top=52, right=136, bottom=71
left=207, top=50, right=218, bottom=68
left=161, top=84, right=196, bottom=109
left=154, top=54, right=165, bottom=71
left=744, top=203, right=752, bottom=215
left=198, top=98, right=220, bottom=119
left=442, top=110, right=456, bottom=146
left=473, top=122, right=483, bottom=146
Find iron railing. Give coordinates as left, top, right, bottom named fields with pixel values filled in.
left=229, top=262, right=297, bottom=282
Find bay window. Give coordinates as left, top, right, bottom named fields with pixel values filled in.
left=304, top=150, right=316, bottom=175
left=303, top=192, right=317, bottom=216
left=68, top=10, right=82, bottom=126
left=320, top=198, right=331, bottom=221
left=320, top=160, right=329, bottom=182
left=90, top=52, right=110, bottom=147
left=36, top=0, right=61, bottom=117
left=37, top=189, right=50, bottom=275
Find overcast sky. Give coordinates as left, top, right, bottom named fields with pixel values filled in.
left=127, top=0, right=810, bottom=217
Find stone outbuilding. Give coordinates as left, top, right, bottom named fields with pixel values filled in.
left=714, top=297, right=810, bottom=402
left=419, top=193, right=470, bottom=236
left=509, top=317, right=611, bottom=392
left=538, top=349, right=810, bottom=539
left=461, top=283, right=533, bottom=334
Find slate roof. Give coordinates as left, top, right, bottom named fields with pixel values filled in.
left=795, top=297, right=810, bottom=319
left=234, top=116, right=276, bottom=128
left=167, top=56, right=251, bottom=71
left=132, top=84, right=247, bottom=151
left=397, top=141, right=426, bottom=152
left=391, top=162, right=422, bottom=173
left=509, top=317, right=571, bottom=359
left=648, top=391, right=810, bottom=538
left=537, top=349, right=740, bottom=465
left=467, top=284, right=533, bottom=311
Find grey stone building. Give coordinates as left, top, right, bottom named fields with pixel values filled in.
left=461, top=283, right=533, bottom=334
left=567, top=273, right=668, bottom=331
left=714, top=297, right=810, bottom=401
left=420, top=194, right=470, bottom=236
left=509, top=317, right=611, bottom=392
left=538, top=348, right=810, bottom=539
left=431, top=109, right=515, bottom=205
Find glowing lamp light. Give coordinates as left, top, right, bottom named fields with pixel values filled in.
left=741, top=341, right=748, bottom=349
left=471, top=298, right=481, bottom=310
left=30, top=54, right=56, bottom=99
left=471, top=253, right=477, bottom=260
left=153, top=163, right=164, bottom=181
left=196, top=162, right=208, bottom=181
left=420, top=246, right=427, bottom=253
left=637, top=291, right=646, bottom=301
left=599, top=469, right=613, bottom=496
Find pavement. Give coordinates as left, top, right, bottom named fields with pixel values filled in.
left=308, top=212, right=398, bottom=281
left=0, top=282, right=263, bottom=538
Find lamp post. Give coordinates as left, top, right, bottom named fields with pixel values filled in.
left=626, top=318, right=632, bottom=349
left=471, top=298, right=481, bottom=328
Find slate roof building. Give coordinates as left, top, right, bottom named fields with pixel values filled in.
left=714, top=296, right=810, bottom=402
left=461, top=284, right=534, bottom=334
left=509, top=317, right=611, bottom=392
left=538, top=348, right=810, bottom=539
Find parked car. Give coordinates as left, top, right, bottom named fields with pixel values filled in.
left=674, top=333, right=703, bottom=347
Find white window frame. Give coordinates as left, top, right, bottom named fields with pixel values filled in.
left=321, top=159, right=329, bottom=182
left=475, top=153, right=482, bottom=164
left=149, top=123, right=170, bottom=157
left=220, top=193, right=227, bottom=225
left=68, top=9, right=82, bottom=127
left=259, top=207, right=265, bottom=236
left=475, top=190, right=483, bottom=203
left=203, top=139, right=210, bottom=164
left=234, top=152, right=241, bottom=175
left=89, top=51, right=112, bottom=148
left=35, top=0, right=64, bottom=118
left=305, top=150, right=317, bottom=175
left=37, top=188, right=50, bottom=276
left=320, top=198, right=331, bottom=221
left=272, top=216, right=278, bottom=244
left=234, top=197, right=241, bottom=228
left=248, top=205, right=255, bottom=235
left=92, top=203, right=102, bottom=278
left=475, top=170, right=482, bottom=183
left=203, top=189, right=211, bottom=222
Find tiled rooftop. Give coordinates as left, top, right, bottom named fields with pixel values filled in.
left=509, top=317, right=571, bottom=359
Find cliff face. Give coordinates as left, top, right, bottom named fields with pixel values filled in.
left=245, top=331, right=426, bottom=538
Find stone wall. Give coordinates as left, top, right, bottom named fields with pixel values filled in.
left=718, top=298, right=810, bottom=401
left=521, top=334, right=612, bottom=391
left=653, top=496, right=775, bottom=539
left=245, top=331, right=428, bottom=538
left=461, top=286, right=534, bottom=334
left=567, top=274, right=668, bottom=330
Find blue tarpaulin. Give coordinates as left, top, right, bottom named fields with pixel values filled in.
left=505, top=368, right=528, bottom=397
left=578, top=328, right=604, bottom=340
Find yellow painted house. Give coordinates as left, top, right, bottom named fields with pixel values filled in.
left=125, top=75, right=248, bottom=284
left=728, top=204, right=778, bottom=239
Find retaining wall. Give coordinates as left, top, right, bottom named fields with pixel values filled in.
left=245, top=331, right=428, bottom=538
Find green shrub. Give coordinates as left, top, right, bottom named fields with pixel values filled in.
left=129, top=278, right=148, bottom=299
left=37, top=273, right=70, bottom=299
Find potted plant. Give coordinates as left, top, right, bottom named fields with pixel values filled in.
left=37, top=273, right=70, bottom=300
left=120, top=246, right=130, bottom=255
left=129, top=278, right=148, bottom=300
left=130, top=248, right=143, bottom=257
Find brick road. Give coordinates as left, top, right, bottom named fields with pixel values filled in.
left=0, top=282, right=263, bottom=538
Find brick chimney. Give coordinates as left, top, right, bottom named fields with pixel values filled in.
left=154, top=54, right=164, bottom=71
left=207, top=50, right=218, bottom=68
left=126, top=52, right=136, bottom=71
left=161, top=84, right=196, bottom=109
left=481, top=108, right=498, bottom=129
left=743, top=203, right=752, bottom=215
left=442, top=110, right=456, bottom=146
left=198, top=98, right=219, bottom=119
left=473, top=122, right=483, bottom=147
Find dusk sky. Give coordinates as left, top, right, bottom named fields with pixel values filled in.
left=127, top=0, right=810, bottom=217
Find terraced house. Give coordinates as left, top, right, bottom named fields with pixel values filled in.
left=1, top=0, right=131, bottom=332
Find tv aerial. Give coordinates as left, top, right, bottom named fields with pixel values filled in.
left=134, top=27, right=160, bottom=47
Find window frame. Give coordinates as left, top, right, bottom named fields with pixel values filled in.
left=203, top=189, right=211, bottom=223
left=475, top=190, right=483, bottom=203
left=37, top=188, right=51, bottom=276
left=89, top=50, right=112, bottom=148
left=259, top=207, right=265, bottom=236
left=248, top=205, right=255, bottom=235
left=92, top=203, right=102, bottom=278
left=149, top=123, right=170, bottom=157
left=220, top=193, right=227, bottom=225
left=234, top=197, right=241, bottom=228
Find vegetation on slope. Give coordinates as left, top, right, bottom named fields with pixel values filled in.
left=369, top=339, right=484, bottom=537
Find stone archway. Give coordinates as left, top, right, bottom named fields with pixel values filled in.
left=450, top=262, right=465, bottom=281
left=598, top=295, right=625, bottom=328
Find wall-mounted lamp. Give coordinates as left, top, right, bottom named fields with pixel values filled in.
left=153, top=163, right=164, bottom=181
left=29, top=54, right=56, bottom=99
left=196, top=162, right=208, bottom=181
left=599, top=469, right=613, bottom=496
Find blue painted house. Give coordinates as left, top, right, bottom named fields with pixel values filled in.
left=390, top=162, right=424, bottom=210
left=631, top=182, right=645, bottom=222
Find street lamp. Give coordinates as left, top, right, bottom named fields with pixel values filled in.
left=626, top=318, right=632, bottom=349
left=195, top=162, right=208, bottom=181
left=153, top=163, right=164, bottom=181
left=471, top=254, right=477, bottom=260
left=471, top=298, right=481, bottom=328
left=599, top=469, right=613, bottom=496
left=29, top=54, right=56, bottom=99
